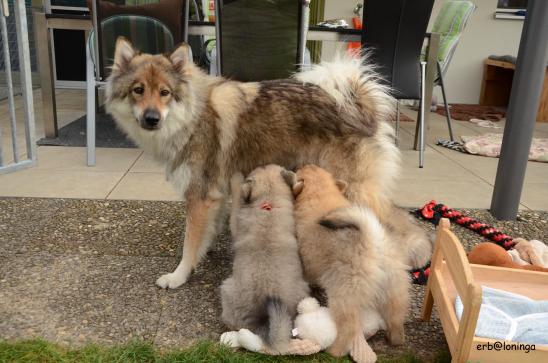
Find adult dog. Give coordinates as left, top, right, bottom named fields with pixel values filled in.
left=106, top=38, right=430, bottom=289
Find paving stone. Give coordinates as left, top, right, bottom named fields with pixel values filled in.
left=0, top=197, right=546, bottom=360
left=154, top=231, right=233, bottom=347
left=0, top=198, right=64, bottom=257
left=1, top=198, right=188, bottom=258
left=0, top=252, right=169, bottom=345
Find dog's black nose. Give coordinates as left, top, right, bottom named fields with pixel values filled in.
left=143, top=109, right=161, bottom=128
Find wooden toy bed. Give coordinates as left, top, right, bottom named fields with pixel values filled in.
left=421, top=218, right=548, bottom=363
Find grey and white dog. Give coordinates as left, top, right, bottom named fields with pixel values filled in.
left=220, top=165, right=310, bottom=353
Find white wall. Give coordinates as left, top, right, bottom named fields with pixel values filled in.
left=320, top=0, right=525, bottom=104
left=429, top=0, right=524, bottom=104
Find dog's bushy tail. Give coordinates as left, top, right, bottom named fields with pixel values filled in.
left=255, top=297, right=292, bottom=353
left=294, top=54, right=394, bottom=135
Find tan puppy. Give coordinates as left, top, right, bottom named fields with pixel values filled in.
left=284, top=165, right=411, bottom=357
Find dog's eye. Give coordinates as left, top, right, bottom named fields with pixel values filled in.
left=133, top=87, right=144, bottom=95
left=160, top=89, right=170, bottom=97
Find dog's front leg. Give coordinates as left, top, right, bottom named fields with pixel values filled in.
left=156, top=191, right=224, bottom=289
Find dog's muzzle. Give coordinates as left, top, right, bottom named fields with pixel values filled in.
left=141, top=108, right=161, bottom=130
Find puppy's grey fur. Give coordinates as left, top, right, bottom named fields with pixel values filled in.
left=220, top=165, right=310, bottom=353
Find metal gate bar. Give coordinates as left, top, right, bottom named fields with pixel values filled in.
left=0, top=0, right=36, bottom=174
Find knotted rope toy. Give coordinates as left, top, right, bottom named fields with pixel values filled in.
left=410, top=200, right=516, bottom=284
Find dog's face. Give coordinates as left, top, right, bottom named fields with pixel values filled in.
left=106, top=37, right=191, bottom=132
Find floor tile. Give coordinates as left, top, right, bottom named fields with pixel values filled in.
left=107, top=172, right=180, bottom=201
left=521, top=183, right=548, bottom=211
left=130, top=152, right=164, bottom=173
left=34, top=146, right=142, bottom=172
left=394, top=179, right=494, bottom=209
left=400, top=150, right=479, bottom=181
left=0, top=169, right=123, bottom=199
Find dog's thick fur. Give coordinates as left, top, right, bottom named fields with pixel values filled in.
left=105, top=38, right=429, bottom=289
left=287, top=165, right=411, bottom=357
left=220, top=165, right=310, bottom=353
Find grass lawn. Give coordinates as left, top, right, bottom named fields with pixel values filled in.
left=0, top=339, right=452, bottom=363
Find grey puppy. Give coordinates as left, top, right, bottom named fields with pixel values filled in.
left=220, top=165, right=310, bottom=353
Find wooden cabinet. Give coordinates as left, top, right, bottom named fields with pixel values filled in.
left=479, top=58, right=548, bottom=122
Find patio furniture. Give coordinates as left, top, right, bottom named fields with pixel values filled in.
left=421, top=218, right=548, bottom=363
left=480, top=58, right=548, bottom=122
left=425, top=0, right=476, bottom=142
left=361, top=0, right=435, bottom=167
left=214, top=0, right=310, bottom=80
left=85, top=0, right=189, bottom=166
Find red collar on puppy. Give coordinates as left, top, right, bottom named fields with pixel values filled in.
left=260, top=201, right=273, bottom=211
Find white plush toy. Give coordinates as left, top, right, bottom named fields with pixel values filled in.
left=220, top=297, right=377, bottom=363
left=294, top=297, right=337, bottom=349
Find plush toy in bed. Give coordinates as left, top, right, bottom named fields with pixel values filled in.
left=468, top=241, right=548, bottom=272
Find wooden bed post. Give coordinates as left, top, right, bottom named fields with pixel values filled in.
left=421, top=218, right=450, bottom=321
left=453, top=283, right=482, bottom=363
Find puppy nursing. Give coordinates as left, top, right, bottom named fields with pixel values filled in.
left=220, top=165, right=310, bottom=353
left=289, top=165, right=411, bottom=357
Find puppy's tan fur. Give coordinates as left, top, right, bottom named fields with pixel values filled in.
left=289, top=165, right=411, bottom=357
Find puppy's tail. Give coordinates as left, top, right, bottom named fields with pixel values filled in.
left=319, top=205, right=385, bottom=245
left=255, top=297, right=292, bottom=353
left=294, top=54, right=394, bottom=135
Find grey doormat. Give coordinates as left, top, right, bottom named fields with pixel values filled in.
left=37, top=112, right=136, bottom=148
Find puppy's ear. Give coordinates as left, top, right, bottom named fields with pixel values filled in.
left=292, top=180, right=304, bottom=197
left=170, top=43, right=190, bottom=72
left=241, top=179, right=253, bottom=203
left=281, top=170, right=297, bottom=188
left=281, top=170, right=304, bottom=196
left=113, top=37, right=136, bottom=71
left=335, top=180, right=348, bottom=194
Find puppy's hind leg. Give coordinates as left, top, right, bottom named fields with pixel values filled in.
left=382, top=278, right=409, bottom=346
left=327, top=297, right=362, bottom=357
left=156, top=190, right=224, bottom=289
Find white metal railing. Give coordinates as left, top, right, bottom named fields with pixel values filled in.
left=0, top=0, right=36, bottom=174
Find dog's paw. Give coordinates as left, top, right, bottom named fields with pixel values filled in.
left=220, top=331, right=240, bottom=348
left=156, top=272, right=187, bottom=289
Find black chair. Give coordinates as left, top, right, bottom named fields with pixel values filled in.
left=214, top=0, right=309, bottom=81
left=361, top=0, right=435, bottom=168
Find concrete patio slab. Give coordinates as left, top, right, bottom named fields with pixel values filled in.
left=0, top=253, right=168, bottom=345
left=1, top=198, right=546, bottom=361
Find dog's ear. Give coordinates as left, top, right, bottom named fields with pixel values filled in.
left=170, top=43, right=190, bottom=72
left=281, top=170, right=297, bottom=188
left=241, top=179, right=253, bottom=204
left=335, top=180, right=348, bottom=194
left=292, top=180, right=304, bottom=196
left=113, top=37, right=136, bottom=71
left=281, top=170, right=304, bottom=197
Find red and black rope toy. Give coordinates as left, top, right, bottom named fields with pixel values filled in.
left=409, top=200, right=516, bottom=285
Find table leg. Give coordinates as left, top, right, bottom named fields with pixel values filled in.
left=414, top=33, right=439, bottom=150
left=33, top=11, right=58, bottom=138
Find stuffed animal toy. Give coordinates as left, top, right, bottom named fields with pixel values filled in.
left=509, top=238, right=548, bottom=267
left=220, top=297, right=377, bottom=363
left=468, top=242, right=548, bottom=272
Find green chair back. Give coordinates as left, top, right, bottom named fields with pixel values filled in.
left=431, top=1, right=475, bottom=76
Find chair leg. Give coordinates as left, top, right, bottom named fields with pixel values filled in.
left=419, top=61, right=426, bottom=168
left=395, top=100, right=400, bottom=145
left=438, top=61, right=454, bottom=142
left=86, top=43, right=96, bottom=166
